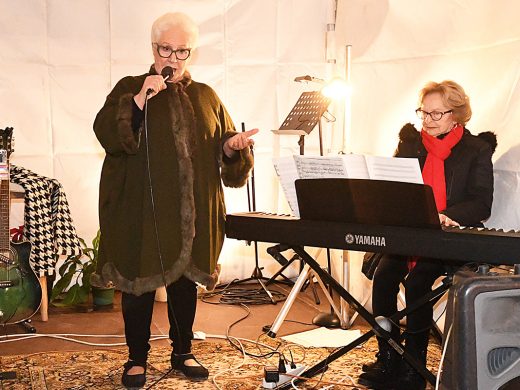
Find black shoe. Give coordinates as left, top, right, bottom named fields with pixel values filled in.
left=121, top=361, right=146, bottom=389
left=362, top=351, right=385, bottom=372
left=172, top=353, right=209, bottom=380
left=363, top=336, right=401, bottom=373
left=358, top=370, right=396, bottom=389
left=397, top=363, right=426, bottom=390
left=358, top=349, right=399, bottom=389
left=397, top=331, right=428, bottom=390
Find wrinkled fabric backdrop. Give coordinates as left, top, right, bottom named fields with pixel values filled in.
left=1, top=1, right=519, bottom=303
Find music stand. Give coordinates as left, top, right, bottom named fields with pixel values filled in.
left=219, top=123, right=291, bottom=303
left=268, top=91, right=331, bottom=281
left=269, top=91, right=340, bottom=326
left=272, top=91, right=331, bottom=156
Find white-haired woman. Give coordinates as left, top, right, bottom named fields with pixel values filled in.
left=93, top=12, right=257, bottom=388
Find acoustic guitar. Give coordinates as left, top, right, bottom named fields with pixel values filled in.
left=0, top=127, right=42, bottom=325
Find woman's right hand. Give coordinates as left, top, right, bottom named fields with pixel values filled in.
left=439, top=213, right=460, bottom=227
left=133, top=75, right=168, bottom=109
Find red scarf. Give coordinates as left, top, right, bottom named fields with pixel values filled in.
left=421, top=124, right=463, bottom=211
left=408, top=124, right=463, bottom=270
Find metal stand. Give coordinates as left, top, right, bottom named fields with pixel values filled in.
left=19, top=319, right=36, bottom=333
left=312, top=246, right=341, bottom=328
left=269, top=93, right=335, bottom=303
left=265, top=244, right=299, bottom=285
left=274, top=245, right=452, bottom=390
left=224, top=124, right=283, bottom=303
left=265, top=244, right=322, bottom=305
left=266, top=263, right=342, bottom=337
left=339, top=250, right=351, bottom=327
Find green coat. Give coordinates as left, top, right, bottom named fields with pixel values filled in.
left=92, top=72, right=252, bottom=295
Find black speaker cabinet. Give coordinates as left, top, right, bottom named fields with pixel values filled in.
left=440, top=270, right=520, bottom=390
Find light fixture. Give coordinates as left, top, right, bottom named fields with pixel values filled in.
left=294, top=75, right=325, bottom=83
left=294, top=74, right=351, bottom=99
left=320, top=77, right=351, bottom=99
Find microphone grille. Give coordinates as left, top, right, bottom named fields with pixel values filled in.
left=161, top=66, right=174, bottom=78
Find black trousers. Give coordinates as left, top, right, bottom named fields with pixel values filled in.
left=372, top=254, right=447, bottom=340
left=121, top=276, right=197, bottom=364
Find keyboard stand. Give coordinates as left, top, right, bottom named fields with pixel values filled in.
left=266, top=263, right=343, bottom=337
left=266, top=245, right=322, bottom=305
left=273, top=245, right=452, bottom=390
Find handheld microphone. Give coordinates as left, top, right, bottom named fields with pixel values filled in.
left=146, top=66, right=174, bottom=95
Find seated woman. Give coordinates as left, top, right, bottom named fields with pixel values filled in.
left=358, top=80, right=497, bottom=390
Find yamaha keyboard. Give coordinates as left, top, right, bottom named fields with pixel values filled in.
left=226, top=212, right=520, bottom=266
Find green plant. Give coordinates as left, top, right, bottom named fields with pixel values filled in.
left=51, top=229, right=111, bottom=306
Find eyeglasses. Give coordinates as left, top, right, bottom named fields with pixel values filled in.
left=415, top=108, right=453, bottom=121
left=154, top=44, right=191, bottom=60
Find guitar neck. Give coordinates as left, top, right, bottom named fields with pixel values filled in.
left=0, top=150, right=10, bottom=253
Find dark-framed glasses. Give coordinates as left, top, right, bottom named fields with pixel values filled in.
left=415, top=108, right=453, bottom=121
left=154, top=44, right=191, bottom=60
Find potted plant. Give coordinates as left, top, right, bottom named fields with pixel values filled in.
left=51, top=229, right=114, bottom=306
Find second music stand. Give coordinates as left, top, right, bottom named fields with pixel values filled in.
left=272, top=91, right=331, bottom=155
left=270, top=91, right=341, bottom=326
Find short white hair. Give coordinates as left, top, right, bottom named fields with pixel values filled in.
left=151, top=12, right=199, bottom=48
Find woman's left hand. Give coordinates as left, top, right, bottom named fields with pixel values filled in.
left=223, top=128, right=259, bottom=157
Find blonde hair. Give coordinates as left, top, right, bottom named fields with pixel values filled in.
left=151, top=12, right=199, bottom=48
left=419, top=80, right=472, bottom=125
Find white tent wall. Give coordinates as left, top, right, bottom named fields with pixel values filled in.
left=336, top=0, right=520, bottom=231
left=3, top=0, right=519, bottom=301
left=0, top=0, right=337, bottom=283
left=333, top=0, right=520, bottom=307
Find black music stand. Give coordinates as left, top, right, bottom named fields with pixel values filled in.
left=219, top=123, right=290, bottom=303
left=272, top=91, right=331, bottom=156
left=295, top=178, right=440, bottom=229
left=270, top=92, right=340, bottom=325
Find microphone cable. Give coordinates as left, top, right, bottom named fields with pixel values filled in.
left=142, top=90, right=183, bottom=387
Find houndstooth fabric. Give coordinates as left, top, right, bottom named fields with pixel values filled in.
left=10, top=165, right=82, bottom=276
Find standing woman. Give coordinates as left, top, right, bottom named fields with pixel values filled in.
left=92, top=12, right=256, bottom=388
left=358, top=80, right=496, bottom=390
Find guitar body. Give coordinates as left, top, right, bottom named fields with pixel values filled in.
left=0, top=126, right=42, bottom=325
left=0, top=240, right=42, bottom=325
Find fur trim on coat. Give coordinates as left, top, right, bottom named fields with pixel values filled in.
left=92, top=73, right=252, bottom=295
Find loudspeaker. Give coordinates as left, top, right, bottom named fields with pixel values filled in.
left=440, top=269, right=520, bottom=390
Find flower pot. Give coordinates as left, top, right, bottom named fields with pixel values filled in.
left=92, top=286, right=115, bottom=306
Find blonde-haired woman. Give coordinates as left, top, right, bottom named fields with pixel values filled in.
left=358, top=80, right=496, bottom=390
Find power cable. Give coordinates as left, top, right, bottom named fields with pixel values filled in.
left=200, top=279, right=287, bottom=306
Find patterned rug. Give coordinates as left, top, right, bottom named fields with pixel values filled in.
left=0, top=335, right=441, bottom=389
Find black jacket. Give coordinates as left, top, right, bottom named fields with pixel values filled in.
left=395, top=123, right=496, bottom=226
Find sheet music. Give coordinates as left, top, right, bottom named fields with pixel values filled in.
left=273, top=153, right=423, bottom=217
left=294, top=155, right=347, bottom=178
left=365, top=155, right=423, bottom=184
left=273, top=156, right=300, bottom=217
left=340, top=154, right=370, bottom=178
